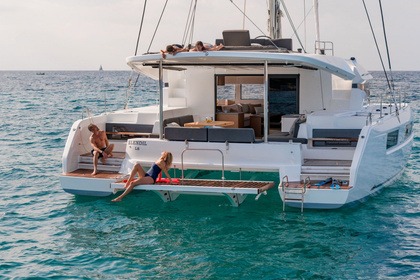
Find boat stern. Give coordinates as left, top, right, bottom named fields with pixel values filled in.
left=60, top=175, right=117, bottom=197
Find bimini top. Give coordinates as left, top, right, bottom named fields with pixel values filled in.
left=126, top=51, right=356, bottom=81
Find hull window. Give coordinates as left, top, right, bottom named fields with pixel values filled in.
left=386, top=130, right=399, bottom=149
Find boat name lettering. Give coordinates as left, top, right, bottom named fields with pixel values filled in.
left=129, top=140, right=147, bottom=146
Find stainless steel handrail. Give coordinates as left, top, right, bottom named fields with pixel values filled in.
left=181, top=148, right=225, bottom=184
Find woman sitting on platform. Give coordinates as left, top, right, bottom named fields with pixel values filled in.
left=112, top=151, right=173, bottom=202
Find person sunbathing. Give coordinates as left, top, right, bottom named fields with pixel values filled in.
left=189, top=41, right=224, bottom=52
left=160, top=44, right=188, bottom=58
left=111, top=151, right=173, bottom=202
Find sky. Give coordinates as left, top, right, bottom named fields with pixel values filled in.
left=1, top=0, right=419, bottom=71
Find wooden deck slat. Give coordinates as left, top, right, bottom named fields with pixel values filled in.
left=63, top=169, right=122, bottom=179
left=303, top=159, right=352, bottom=167
left=285, top=181, right=352, bottom=190
left=63, top=169, right=274, bottom=191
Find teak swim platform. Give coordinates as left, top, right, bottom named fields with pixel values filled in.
left=111, top=178, right=275, bottom=207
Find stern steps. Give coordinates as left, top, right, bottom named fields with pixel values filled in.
left=301, top=159, right=351, bottom=181
left=78, top=152, right=125, bottom=173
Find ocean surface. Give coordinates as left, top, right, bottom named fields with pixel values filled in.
left=0, top=71, right=418, bottom=279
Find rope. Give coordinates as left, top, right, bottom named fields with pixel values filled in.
left=147, top=0, right=169, bottom=53
left=134, top=0, right=147, bottom=56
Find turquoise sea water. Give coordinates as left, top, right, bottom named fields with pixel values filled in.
left=0, top=71, right=418, bottom=279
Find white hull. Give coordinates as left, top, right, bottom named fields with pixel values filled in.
left=280, top=106, right=413, bottom=209
left=61, top=102, right=413, bottom=209
left=60, top=24, right=414, bottom=210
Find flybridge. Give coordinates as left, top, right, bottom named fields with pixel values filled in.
left=127, top=51, right=356, bottom=81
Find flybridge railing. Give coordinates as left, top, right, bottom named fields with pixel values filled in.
left=315, top=41, right=334, bottom=56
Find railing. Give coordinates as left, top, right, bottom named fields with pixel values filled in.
left=181, top=148, right=225, bottom=184
left=315, top=40, right=334, bottom=56
left=281, top=175, right=308, bottom=212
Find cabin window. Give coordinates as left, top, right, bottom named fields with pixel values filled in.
left=386, top=130, right=399, bottom=149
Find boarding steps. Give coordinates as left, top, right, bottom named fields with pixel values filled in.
left=300, top=159, right=351, bottom=181
left=78, top=152, right=125, bottom=172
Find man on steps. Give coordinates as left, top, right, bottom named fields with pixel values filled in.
left=88, top=124, right=114, bottom=175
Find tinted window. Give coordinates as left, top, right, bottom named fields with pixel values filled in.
left=386, top=130, right=399, bottom=149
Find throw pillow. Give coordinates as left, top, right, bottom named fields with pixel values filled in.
left=255, top=106, right=264, bottom=114
left=166, top=122, right=180, bottom=127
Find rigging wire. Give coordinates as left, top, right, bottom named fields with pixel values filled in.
left=361, top=0, right=391, bottom=90
left=128, top=1, right=147, bottom=110
left=290, top=6, right=313, bottom=42
left=181, top=0, right=196, bottom=47
left=279, top=0, right=306, bottom=52
left=229, top=0, right=281, bottom=49
left=362, top=0, right=399, bottom=118
left=243, top=0, right=247, bottom=29
left=303, top=0, right=306, bottom=49
left=124, top=72, right=141, bottom=109
left=147, top=0, right=169, bottom=53
left=229, top=0, right=269, bottom=38
left=378, top=0, right=394, bottom=91
left=134, top=0, right=148, bottom=56
left=186, top=0, right=198, bottom=47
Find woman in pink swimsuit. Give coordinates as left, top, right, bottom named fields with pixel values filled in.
left=112, top=151, right=173, bottom=202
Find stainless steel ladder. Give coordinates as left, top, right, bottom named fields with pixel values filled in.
left=281, top=175, right=309, bottom=212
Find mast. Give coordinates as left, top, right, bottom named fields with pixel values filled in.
left=314, top=0, right=321, bottom=54
left=268, top=0, right=281, bottom=39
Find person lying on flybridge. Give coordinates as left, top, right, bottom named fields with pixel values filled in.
left=160, top=44, right=188, bottom=58
left=189, top=41, right=224, bottom=52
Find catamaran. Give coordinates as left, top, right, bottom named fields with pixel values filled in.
left=60, top=1, right=413, bottom=210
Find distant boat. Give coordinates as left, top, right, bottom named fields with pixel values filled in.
left=99, top=65, right=103, bottom=71
left=36, top=72, right=45, bottom=75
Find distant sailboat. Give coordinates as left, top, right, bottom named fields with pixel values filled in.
left=99, top=65, right=103, bottom=71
